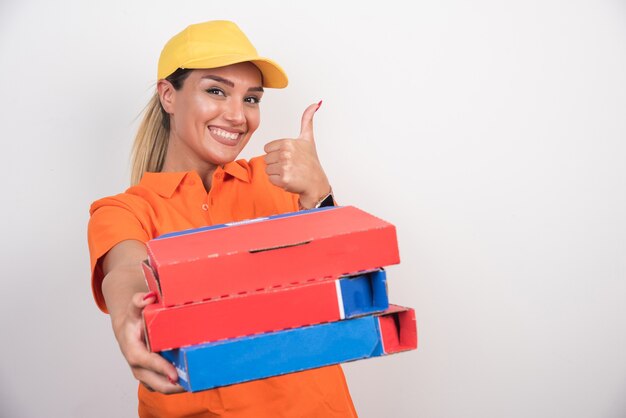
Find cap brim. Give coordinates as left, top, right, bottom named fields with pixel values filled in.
left=174, top=55, right=288, bottom=88
left=249, top=59, right=289, bottom=89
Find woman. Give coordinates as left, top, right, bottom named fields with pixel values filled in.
left=88, top=20, right=357, bottom=417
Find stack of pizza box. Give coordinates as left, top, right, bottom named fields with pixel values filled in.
left=142, top=205, right=417, bottom=392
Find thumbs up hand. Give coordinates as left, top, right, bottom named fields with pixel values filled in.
left=263, top=101, right=331, bottom=209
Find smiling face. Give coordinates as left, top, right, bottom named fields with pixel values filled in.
left=159, top=62, right=264, bottom=176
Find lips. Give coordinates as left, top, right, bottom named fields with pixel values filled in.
left=208, top=126, right=244, bottom=146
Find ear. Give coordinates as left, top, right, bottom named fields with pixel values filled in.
left=157, top=79, right=176, bottom=114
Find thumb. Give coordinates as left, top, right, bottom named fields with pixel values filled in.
left=133, top=291, right=158, bottom=310
left=299, top=100, right=322, bottom=141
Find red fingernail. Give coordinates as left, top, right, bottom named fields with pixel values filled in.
left=168, top=376, right=177, bottom=384
left=316, top=100, right=323, bottom=111
left=142, top=291, right=157, bottom=301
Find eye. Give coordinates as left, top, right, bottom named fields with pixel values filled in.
left=206, top=87, right=225, bottom=96
left=244, top=96, right=261, bottom=104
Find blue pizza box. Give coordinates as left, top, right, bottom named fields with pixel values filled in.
left=161, top=305, right=417, bottom=392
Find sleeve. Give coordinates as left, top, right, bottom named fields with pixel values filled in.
left=87, top=195, right=151, bottom=313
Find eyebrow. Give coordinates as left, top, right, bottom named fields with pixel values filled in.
left=201, top=75, right=264, bottom=92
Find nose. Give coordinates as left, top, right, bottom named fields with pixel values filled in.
left=223, top=98, right=246, bottom=125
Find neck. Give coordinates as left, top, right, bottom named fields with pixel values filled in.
left=161, top=138, right=218, bottom=192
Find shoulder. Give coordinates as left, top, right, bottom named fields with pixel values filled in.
left=90, top=171, right=186, bottom=216
left=89, top=186, right=153, bottom=218
left=87, top=177, right=170, bottom=239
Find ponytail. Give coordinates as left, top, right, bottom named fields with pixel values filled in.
left=129, top=68, right=192, bottom=185
left=130, top=93, right=169, bottom=185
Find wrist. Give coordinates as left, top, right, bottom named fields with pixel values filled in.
left=298, top=186, right=335, bottom=210
left=110, top=310, right=127, bottom=338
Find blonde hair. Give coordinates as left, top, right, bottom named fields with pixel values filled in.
left=130, top=92, right=169, bottom=185
left=129, top=68, right=191, bottom=185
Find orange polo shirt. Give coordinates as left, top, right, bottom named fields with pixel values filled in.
left=87, top=157, right=357, bottom=418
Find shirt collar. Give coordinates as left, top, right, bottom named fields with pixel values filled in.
left=139, top=171, right=188, bottom=198
left=222, top=160, right=251, bottom=183
left=138, top=160, right=251, bottom=198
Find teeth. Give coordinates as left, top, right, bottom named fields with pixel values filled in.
left=210, top=127, right=239, bottom=140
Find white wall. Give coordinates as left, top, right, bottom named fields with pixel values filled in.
left=1, top=1, right=625, bottom=417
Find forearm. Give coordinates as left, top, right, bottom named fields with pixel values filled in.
left=102, top=265, right=148, bottom=328
left=99, top=243, right=182, bottom=393
left=100, top=239, right=151, bottom=329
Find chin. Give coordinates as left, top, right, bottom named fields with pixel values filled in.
left=205, top=150, right=242, bottom=166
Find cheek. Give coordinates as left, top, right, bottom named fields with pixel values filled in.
left=191, top=97, right=218, bottom=122
left=246, top=109, right=261, bottom=133
left=176, top=94, right=216, bottom=126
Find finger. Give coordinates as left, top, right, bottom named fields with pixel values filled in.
left=141, top=291, right=158, bottom=305
left=124, top=292, right=156, bottom=323
left=127, top=346, right=179, bottom=382
left=299, top=100, right=322, bottom=141
left=264, top=139, right=288, bottom=154
left=132, top=291, right=157, bottom=308
left=265, top=147, right=295, bottom=165
left=267, top=174, right=286, bottom=189
left=263, top=150, right=281, bottom=165
left=134, top=367, right=185, bottom=394
left=264, top=161, right=285, bottom=176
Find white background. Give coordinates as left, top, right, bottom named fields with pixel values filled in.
left=1, top=1, right=625, bottom=417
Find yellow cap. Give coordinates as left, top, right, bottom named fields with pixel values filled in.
left=157, top=20, right=288, bottom=88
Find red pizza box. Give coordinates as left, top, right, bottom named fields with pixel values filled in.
left=143, top=269, right=389, bottom=352
left=145, top=206, right=400, bottom=306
